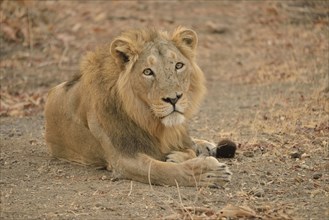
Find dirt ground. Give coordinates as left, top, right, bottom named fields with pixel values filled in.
left=1, top=1, right=329, bottom=219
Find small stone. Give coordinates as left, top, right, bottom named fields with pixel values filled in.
left=266, top=171, right=272, bottom=176
left=250, top=187, right=265, bottom=197
left=313, top=173, right=322, bottom=180
left=301, top=153, right=310, bottom=159
left=290, top=151, right=303, bottom=159
left=206, top=21, right=229, bottom=34
left=95, top=203, right=102, bottom=208
left=300, top=164, right=310, bottom=170
left=110, top=177, right=119, bottom=182
left=254, top=189, right=265, bottom=197
left=101, top=175, right=110, bottom=180
left=243, top=151, right=254, bottom=158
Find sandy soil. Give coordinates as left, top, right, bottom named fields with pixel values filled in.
left=1, top=1, right=328, bottom=219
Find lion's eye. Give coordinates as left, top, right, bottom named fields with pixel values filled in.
left=175, top=62, right=184, bottom=70
left=143, top=68, right=154, bottom=76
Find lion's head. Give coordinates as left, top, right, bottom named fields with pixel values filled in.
left=108, top=27, right=205, bottom=131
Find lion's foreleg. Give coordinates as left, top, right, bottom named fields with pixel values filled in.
left=114, top=154, right=182, bottom=186
left=114, top=153, right=231, bottom=187
left=165, top=149, right=197, bottom=163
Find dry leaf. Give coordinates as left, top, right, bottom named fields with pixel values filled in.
left=0, top=23, right=19, bottom=41
left=94, top=12, right=107, bottom=22
left=56, top=33, right=75, bottom=44
left=217, top=204, right=257, bottom=218
left=184, top=206, right=216, bottom=216
left=0, top=89, right=47, bottom=117
left=72, top=23, right=82, bottom=32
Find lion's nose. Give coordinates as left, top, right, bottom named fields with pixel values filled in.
left=162, top=93, right=183, bottom=105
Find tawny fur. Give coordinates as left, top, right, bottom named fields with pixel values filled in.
left=45, top=27, right=231, bottom=187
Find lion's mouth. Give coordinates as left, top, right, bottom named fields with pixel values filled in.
left=160, top=110, right=184, bottom=119
left=151, top=103, right=186, bottom=127
left=160, top=111, right=185, bottom=127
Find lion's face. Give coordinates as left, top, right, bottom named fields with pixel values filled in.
left=111, top=27, right=205, bottom=128
left=130, top=40, right=192, bottom=127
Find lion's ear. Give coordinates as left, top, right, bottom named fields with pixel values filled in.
left=172, top=27, right=198, bottom=51
left=110, top=39, right=134, bottom=65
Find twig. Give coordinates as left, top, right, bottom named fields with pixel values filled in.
left=37, top=61, right=58, bottom=68
left=67, top=210, right=89, bottom=216
left=26, top=6, right=33, bottom=64
left=145, top=161, right=178, bottom=216
left=127, top=181, right=133, bottom=196
left=147, top=160, right=154, bottom=191
left=58, top=43, right=69, bottom=68
left=175, top=179, right=193, bottom=220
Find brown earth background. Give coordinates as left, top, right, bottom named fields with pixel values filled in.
left=0, top=0, right=328, bottom=219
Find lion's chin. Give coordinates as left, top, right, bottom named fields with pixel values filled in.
left=161, top=112, right=185, bottom=127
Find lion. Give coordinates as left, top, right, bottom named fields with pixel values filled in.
left=45, top=27, right=232, bottom=187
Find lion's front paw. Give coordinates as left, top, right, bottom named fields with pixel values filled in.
left=183, top=156, right=232, bottom=187
left=166, top=150, right=196, bottom=163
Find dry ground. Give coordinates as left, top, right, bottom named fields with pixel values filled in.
left=1, top=1, right=328, bottom=219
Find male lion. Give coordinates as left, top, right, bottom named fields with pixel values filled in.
left=45, top=27, right=232, bottom=187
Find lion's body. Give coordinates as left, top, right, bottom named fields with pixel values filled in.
left=45, top=27, right=231, bottom=187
